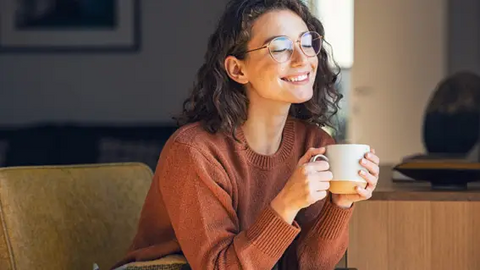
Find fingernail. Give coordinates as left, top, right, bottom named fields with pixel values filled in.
left=361, top=159, right=366, bottom=164
left=359, top=170, right=365, bottom=175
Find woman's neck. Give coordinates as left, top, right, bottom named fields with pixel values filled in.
left=242, top=95, right=291, bottom=155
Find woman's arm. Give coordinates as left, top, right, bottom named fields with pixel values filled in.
left=159, top=142, right=300, bottom=270
left=280, top=196, right=352, bottom=270
left=278, top=131, right=353, bottom=270
left=299, top=196, right=352, bottom=269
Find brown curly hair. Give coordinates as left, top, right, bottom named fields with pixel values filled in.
left=175, top=0, right=342, bottom=137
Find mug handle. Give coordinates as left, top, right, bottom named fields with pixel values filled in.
left=309, top=154, right=329, bottom=162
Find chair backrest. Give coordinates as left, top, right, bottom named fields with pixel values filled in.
left=0, top=163, right=152, bottom=270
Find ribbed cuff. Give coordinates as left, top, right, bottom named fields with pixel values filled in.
left=310, top=197, right=354, bottom=240
left=246, top=206, right=301, bottom=258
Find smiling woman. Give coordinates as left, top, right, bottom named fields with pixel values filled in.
left=176, top=3, right=341, bottom=137
left=110, top=1, right=381, bottom=269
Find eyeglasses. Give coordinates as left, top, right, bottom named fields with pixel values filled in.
left=244, top=31, right=322, bottom=63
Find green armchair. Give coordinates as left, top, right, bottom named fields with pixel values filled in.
left=0, top=163, right=152, bottom=270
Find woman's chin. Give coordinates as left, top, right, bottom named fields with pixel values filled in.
left=291, top=98, right=312, bottom=104
left=289, top=91, right=314, bottom=104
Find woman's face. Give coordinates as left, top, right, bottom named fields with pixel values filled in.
left=242, top=9, right=319, bottom=105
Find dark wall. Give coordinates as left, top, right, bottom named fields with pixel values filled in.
left=448, top=0, right=480, bottom=75
left=0, top=0, right=226, bottom=125
left=1, top=0, right=479, bottom=126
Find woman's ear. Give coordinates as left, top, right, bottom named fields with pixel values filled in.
left=224, top=56, right=249, bottom=84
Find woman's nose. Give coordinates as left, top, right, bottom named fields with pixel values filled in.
left=290, top=42, right=309, bottom=67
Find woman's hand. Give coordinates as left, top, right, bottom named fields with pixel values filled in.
left=331, top=149, right=380, bottom=209
left=270, top=147, right=332, bottom=224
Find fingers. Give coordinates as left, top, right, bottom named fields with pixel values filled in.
left=306, top=172, right=332, bottom=204
left=311, top=179, right=330, bottom=192
left=360, top=158, right=380, bottom=177
left=309, top=172, right=332, bottom=202
left=310, top=170, right=333, bottom=183
left=309, top=190, right=328, bottom=203
left=307, top=160, right=330, bottom=172
left=298, top=147, right=326, bottom=166
left=355, top=185, right=372, bottom=199
left=301, top=160, right=329, bottom=174
left=359, top=170, right=378, bottom=191
left=337, top=185, right=372, bottom=202
left=365, top=151, right=380, bottom=165
left=306, top=174, right=331, bottom=204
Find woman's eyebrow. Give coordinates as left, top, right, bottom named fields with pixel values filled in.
left=260, top=35, right=283, bottom=45
left=260, top=31, right=310, bottom=45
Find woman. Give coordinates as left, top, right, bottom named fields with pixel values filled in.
left=114, top=0, right=380, bottom=269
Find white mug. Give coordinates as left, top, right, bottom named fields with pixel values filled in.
left=310, top=144, right=371, bottom=194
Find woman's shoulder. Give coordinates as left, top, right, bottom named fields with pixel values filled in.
left=164, top=122, right=235, bottom=154
left=170, top=122, right=210, bottom=144
left=156, top=123, right=234, bottom=192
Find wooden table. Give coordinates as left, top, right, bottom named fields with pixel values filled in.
left=347, top=166, right=480, bottom=270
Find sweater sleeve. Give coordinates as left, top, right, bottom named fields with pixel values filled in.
left=280, top=196, right=353, bottom=270
left=158, top=142, right=301, bottom=270
left=300, top=196, right=353, bottom=269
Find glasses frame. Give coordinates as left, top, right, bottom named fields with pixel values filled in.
left=244, top=31, right=323, bottom=63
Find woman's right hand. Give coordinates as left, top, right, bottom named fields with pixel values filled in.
left=270, top=147, right=332, bottom=224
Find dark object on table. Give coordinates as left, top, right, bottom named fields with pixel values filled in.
left=394, top=155, right=480, bottom=190
left=395, top=72, right=480, bottom=189
left=423, top=72, right=480, bottom=155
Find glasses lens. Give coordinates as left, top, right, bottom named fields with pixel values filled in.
left=268, top=37, right=293, bottom=62
left=301, top=31, right=322, bottom=57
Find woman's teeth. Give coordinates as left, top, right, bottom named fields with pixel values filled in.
left=282, top=74, right=308, bottom=82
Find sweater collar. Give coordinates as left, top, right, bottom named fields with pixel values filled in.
left=235, top=118, right=296, bottom=170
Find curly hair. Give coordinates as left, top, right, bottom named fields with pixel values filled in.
left=175, top=0, right=342, bottom=137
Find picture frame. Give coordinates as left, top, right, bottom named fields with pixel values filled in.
left=0, top=0, right=141, bottom=53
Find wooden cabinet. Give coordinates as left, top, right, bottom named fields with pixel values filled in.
left=348, top=201, right=480, bottom=270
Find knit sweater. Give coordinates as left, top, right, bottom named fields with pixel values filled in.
left=114, top=117, right=354, bottom=270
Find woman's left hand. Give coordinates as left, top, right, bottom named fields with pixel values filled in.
left=331, top=149, right=380, bottom=209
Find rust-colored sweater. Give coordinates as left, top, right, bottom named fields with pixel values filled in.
left=115, top=118, right=353, bottom=270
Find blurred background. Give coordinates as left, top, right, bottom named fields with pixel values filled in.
left=1, top=1, right=480, bottom=270
left=0, top=0, right=478, bottom=168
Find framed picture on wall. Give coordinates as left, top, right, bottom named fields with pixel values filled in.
left=0, top=0, right=141, bottom=53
